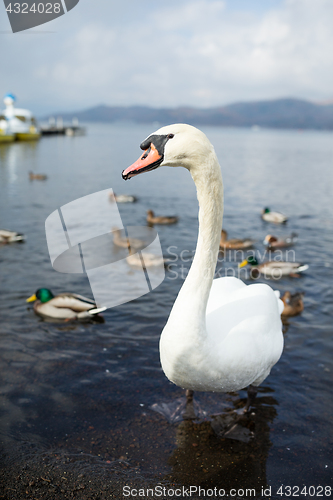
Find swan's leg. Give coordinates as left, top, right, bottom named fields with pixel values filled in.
left=244, top=384, right=258, bottom=412
left=186, top=389, right=193, bottom=403
left=183, top=389, right=196, bottom=419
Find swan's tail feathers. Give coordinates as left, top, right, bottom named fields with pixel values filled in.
left=277, top=298, right=284, bottom=315
left=297, top=264, right=309, bottom=273
left=273, top=290, right=284, bottom=315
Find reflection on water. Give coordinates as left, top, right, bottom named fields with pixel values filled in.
left=166, top=391, right=277, bottom=492
left=0, top=124, right=333, bottom=493
left=0, top=141, right=40, bottom=184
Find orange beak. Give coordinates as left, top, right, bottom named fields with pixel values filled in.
left=122, top=143, right=163, bottom=180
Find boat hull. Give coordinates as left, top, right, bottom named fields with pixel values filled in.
left=15, top=132, right=41, bottom=141
left=0, top=134, right=15, bottom=143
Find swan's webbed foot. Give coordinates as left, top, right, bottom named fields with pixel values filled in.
left=211, top=386, right=258, bottom=441
left=211, top=412, right=254, bottom=442
left=150, top=390, right=205, bottom=423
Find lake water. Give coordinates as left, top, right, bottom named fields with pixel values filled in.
left=0, top=123, right=333, bottom=498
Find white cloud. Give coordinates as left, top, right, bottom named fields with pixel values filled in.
left=1, top=0, right=333, bottom=113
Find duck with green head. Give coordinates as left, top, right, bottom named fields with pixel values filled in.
left=27, top=288, right=105, bottom=321
left=239, top=255, right=308, bottom=279
left=261, top=207, right=288, bottom=224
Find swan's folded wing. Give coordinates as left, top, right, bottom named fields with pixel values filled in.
left=206, top=283, right=284, bottom=389
left=206, top=277, right=246, bottom=314
left=206, top=281, right=282, bottom=343
left=217, top=313, right=283, bottom=387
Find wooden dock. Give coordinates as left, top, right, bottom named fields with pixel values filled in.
left=40, top=117, right=85, bottom=136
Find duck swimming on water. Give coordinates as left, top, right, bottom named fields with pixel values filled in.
left=146, top=209, right=178, bottom=225
left=281, top=291, right=304, bottom=318
left=0, top=229, right=25, bottom=244
left=261, top=207, right=288, bottom=224
left=219, top=229, right=255, bottom=250
left=27, top=288, right=106, bottom=322
left=263, top=233, right=298, bottom=250
left=239, top=256, right=308, bottom=279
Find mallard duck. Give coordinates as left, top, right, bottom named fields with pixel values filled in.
left=147, top=209, right=178, bottom=225
left=0, top=229, right=25, bottom=244
left=29, top=171, right=48, bottom=181
left=281, top=291, right=304, bottom=317
left=262, top=207, right=288, bottom=224
left=109, top=192, right=137, bottom=203
left=220, top=229, right=255, bottom=250
left=112, top=227, right=145, bottom=250
left=26, top=288, right=106, bottom=321
left=122, top=123, right=284, bottom=413
left=239, top=256, right=308, bottom=278
left=263, top=233, right=298, bottom=250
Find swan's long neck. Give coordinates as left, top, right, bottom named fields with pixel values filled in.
left=166, top=150, right=223, bottom=338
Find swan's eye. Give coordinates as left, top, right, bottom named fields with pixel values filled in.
left=167, top=134, right=174, bottom=139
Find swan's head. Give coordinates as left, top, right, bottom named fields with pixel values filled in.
left=122, top=124, right=215, bottom=180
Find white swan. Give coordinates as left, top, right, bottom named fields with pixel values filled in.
left=122, top=124, right=284, bottom=409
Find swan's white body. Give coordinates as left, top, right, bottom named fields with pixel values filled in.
left=124, top=124, right=284, bottom=393
left=161, top=276, right=283, bottom=392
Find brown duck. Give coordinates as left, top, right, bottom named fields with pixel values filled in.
left=147, top=209, right=178, bottom=225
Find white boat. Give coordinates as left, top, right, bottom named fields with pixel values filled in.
left=0, top=113, right=15, bottom=143
left=2, top=94, right=40, bottom=141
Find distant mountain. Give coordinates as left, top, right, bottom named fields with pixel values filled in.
left=43, top=98, right=333, bottom=130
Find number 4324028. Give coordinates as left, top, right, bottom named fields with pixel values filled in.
left=277, top=485, right=331, bottom=497
left=6, top=3, right=61, bottom=14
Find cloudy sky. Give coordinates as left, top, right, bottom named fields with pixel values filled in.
left=1, top=0, right=333, bottom=114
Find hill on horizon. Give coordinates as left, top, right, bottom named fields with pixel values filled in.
left=41, top=98, right=333, bottom=130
